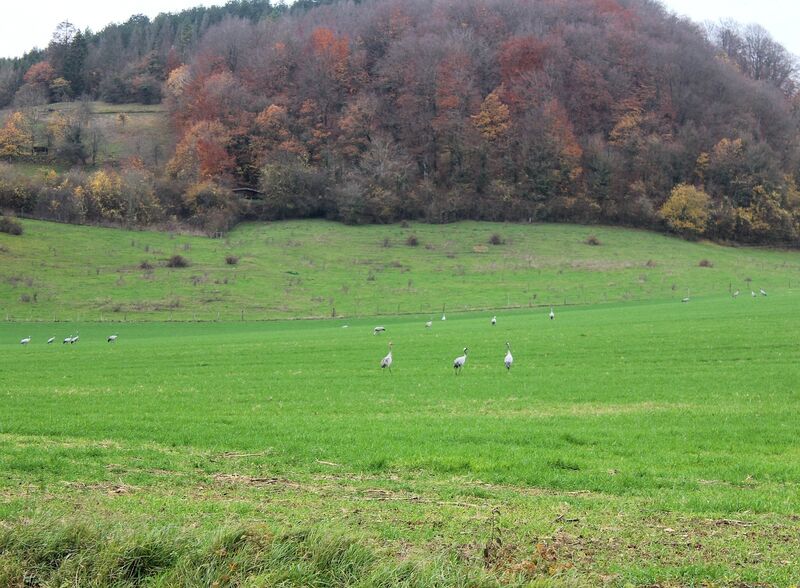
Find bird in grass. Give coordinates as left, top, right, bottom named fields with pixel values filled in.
left=504, top=342, right=513, bottom=371
left=380, top=342, right=393, bottom=372
left=441, top=313, right=447, bottom=321
left=373, top=326, right=386, bottom=335
left=681, top=289, right=690, bottom=303
left=453, top=347, right=468, bottom=374
left=760, top=288, right=767, bottom=296
left=425, top=320, right=432, bottom=328
left=733, top=290, right=739, bottom=298
left=63, top=336, right=72, bottom=344
left=70, top=334, right=79, bottom=344
left=47, top=337, right=55, bottom=344
left=20, top=336, right=31, bottom=345
left=491, top=315, right=497, bottom=326
left=107, top=335, right=118, bottom=343
left=549, top=307, right=555, bottom=320
left=751, top=290, right=757, bottom=298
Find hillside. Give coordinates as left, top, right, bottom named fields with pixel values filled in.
left=1, top=218, right=798, bottom=321
left=0, top=101, right=170, bottom=169
left=1, top=0, right=799, bottom=244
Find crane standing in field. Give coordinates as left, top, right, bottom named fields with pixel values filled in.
left=549, top=307, right=555, bottom=320
left=491, top=315, right=497, bottom=326
left=20, top=336, right=31, bottom=345
left=504, top=342, right=513, bottom=371
left=453, top=347, right=468, bottom=374
left=47, top=337, right=55, bottom=344
left=760, top=288, right=767, bottom=296
left=107, top=335, right=118, bottom=343
left=380, top=342, right=393, bottom=372
left=425, top=320, right=432, bottom=328
left=733, top=290, right=739, bottom=298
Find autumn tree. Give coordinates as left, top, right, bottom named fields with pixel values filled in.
left=659, top=184, right=711, bottom=237
left=166, top=120, right=234, bottom=183
left=0, top=112, right=31, bottom=159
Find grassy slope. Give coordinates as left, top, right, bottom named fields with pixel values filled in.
left=0, top=101, right=171, bottom=169
left=1, top=218, right=798, bottom=321
left=0, top=229, right=800, bottom=586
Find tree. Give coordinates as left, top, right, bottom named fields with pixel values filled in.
left=0, top=112, right=31, bottom=159
left=166, top=120, right=233, bottom=182
left=471, top=89, right=510, bottom=143
left=63, top=30, right=88, bottom=96
left=659, top=184, right=711, bottom=237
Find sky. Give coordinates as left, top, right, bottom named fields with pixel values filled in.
left=0, top=0, right=798, bottom=60
left=660, top=0, right=800, bottom=55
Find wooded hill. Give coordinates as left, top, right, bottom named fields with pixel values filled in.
left=1, top=0, right=799, bottom=244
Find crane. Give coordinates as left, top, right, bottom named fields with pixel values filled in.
left=107, top=335, right=118, bottom=343
left=491, top=316, right=497, bottom=326
left=549, top=307, right=555, bottom=320
left=380, top=342, right=393, bottom=372
left=46, top=337, right=55, bottom=344
left=20, top=336, right=31, bottom=345
left=453, top=347, right=468, bottom=374
left=504, top=342, right=513, bottom=371
left=373, top=326, right=386, bottom=335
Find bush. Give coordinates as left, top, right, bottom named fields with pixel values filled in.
left=698, top=259, right=714, bottom=267
left=488, top=233, right=504, bottom=245
left=0, top=216, right=23, bottom=235
left=225, top=255, right=239, bottom=265
left=584, top=235, right=601, bottom=246
left=166, top=254, right=189, bottom=268
left=405, top=235, right=419, bottom=246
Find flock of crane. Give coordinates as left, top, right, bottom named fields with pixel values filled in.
left=375, top=308, right=556, bottom=374
left=18, top=333, right=118, bottom=345
left=13, top=288, right=770, bottom=367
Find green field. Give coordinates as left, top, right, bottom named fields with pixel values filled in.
left=2, top=218, right=799, bottom=321
left=1, top=220, right=800, bottom=586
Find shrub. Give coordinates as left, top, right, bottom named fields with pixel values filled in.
left=0, top=216, right=23, bottom=235
left=225, top=255, right=239, bottom=265
left=584, top=235, right=601, bottom=246
left=698, top=259, right=714, bottom=267
left=488, top=233, right=504, bottom=245
left=166, top=254, right=189, bottom=268
left=405, top=234, right=419, bottom=246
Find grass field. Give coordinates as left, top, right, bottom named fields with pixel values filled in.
left=2, top=218, right=799, bottom=322
left=1, top=220, right=799, bottom=586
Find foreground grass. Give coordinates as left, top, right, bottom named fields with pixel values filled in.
left=1, top=293, right=799, bottom=585
left=1, top=218, right=799, bottom=322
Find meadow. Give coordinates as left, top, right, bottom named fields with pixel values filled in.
left=2, top=218, right=799, bottom=321
left=1, top=220, right=799, bottom=586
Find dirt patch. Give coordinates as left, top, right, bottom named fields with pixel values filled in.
left=62, top=481, right=135, bottom=495
left=479, top=401, right=693, bottom=419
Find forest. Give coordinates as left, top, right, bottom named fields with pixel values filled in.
left=0, top=0, right=799, bottom=244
